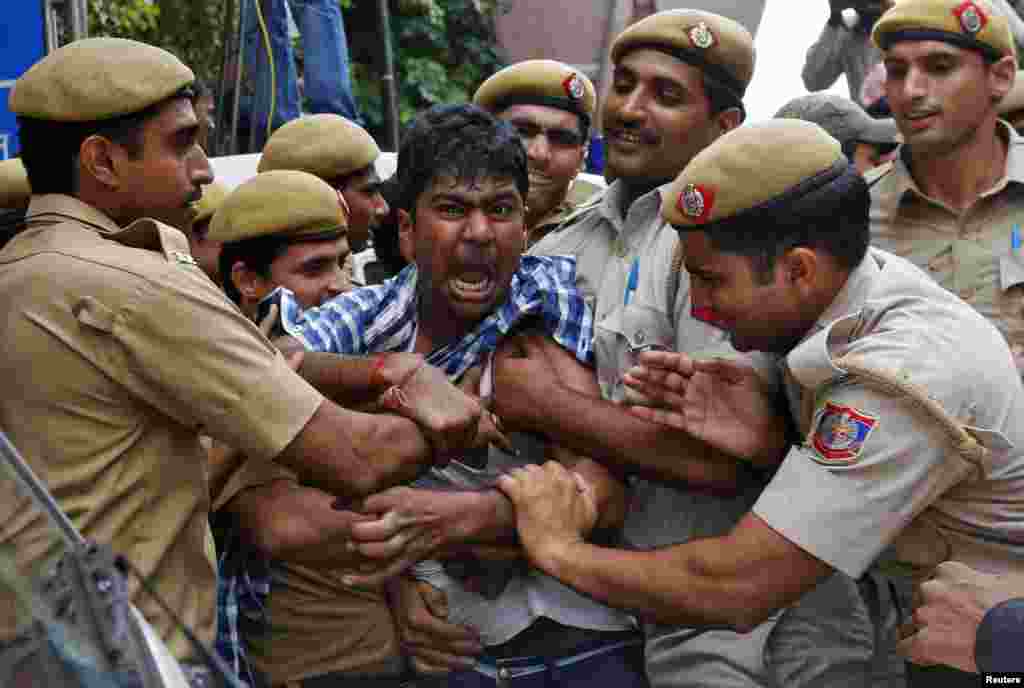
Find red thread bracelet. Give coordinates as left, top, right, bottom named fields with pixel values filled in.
left=370, top=353, right=389, bottom=389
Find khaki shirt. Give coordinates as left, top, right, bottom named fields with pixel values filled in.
left=754, top=248, right=1024, bottom=579
left=529, top=180, right=726, bottom=402
left=0, top=195, right=323, bottom=660
left=528, top=177, right=603, bottom=249
left=218, top=464, right=401, bottom=683
left=870, top=121, right=1024, bottom=360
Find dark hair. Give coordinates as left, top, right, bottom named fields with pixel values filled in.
left=702, top=72, right=745, bottom=120
left=693, top=162, right=870, bottom=281
left=16, top=86, right=194, bottom=196
left=393, top=104, right=528, bottom=214
left=218, top=234, right=291, bottom=304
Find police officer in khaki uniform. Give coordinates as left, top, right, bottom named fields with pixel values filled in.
left=0, top=158, right=29, bottom=250
left=205, top=170, right=409, bottom=688
left=0, top=157, right=29, bottom=210
left=478, top=11, right=877, bottom=688
left=212, top=169, right=352, bottom=316
left=0, top=37, right=490, bottom=670
left=473, top=60, right=603, bottom=247
left=497, top=119, right=1024, bottom=688
left=185, top=180, right=228, bottom=283
left=867, top=0, right=1024, bottom=373
left=258, top=113, right=389, bottom=288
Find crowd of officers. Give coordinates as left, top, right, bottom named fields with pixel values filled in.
left=0, top=0, right=1023, bottom=686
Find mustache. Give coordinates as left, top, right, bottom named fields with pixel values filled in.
left=606, top=123, right=660, bottom=145
left=903, top=103, right=941, bottom=119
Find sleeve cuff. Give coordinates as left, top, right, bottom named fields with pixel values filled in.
left=228, top=353, right=324, bottom=461
left=975, top=598, right=1024, bottom=673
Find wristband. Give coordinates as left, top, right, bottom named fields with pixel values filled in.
left=370, top=353, right=389, bottom=389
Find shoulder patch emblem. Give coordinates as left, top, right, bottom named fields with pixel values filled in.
left=953, top=1, right=987, bottom=35
left=678, top=183, right=715, bottom=224
left=687, top=22, right=717, bottom=50
left=809, top=401, right=878, bottom=466
left=563, top=73, right=585, bottom=101
left=171, top=250, right=198, bottom=267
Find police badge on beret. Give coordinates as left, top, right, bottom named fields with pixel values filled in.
left=687, top=21, right=717, bottom=50
left=678, top=183, right=715, bottom=224
left=953, top=0, right=987, bottom=34
left=562, top=73, right=585, bottom=102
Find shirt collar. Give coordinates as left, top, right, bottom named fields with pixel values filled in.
left=882, top=120, right=1024, bottom=207
left=25, top=194, right=122, bottom=235
left=597, top=179, right=664, bottom=235
left=784, top=250, right=882, bottom=391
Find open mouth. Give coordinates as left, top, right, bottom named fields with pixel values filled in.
left=607, top=128, right=656, bottom=148
left=904, top=111, right=939, bottom=131
left=450, top=269, right=495, bottom=303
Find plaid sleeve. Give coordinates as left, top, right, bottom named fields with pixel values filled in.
left=519, top=255, right=595, bottom=366
left=265, top=266, right=418, bottom=355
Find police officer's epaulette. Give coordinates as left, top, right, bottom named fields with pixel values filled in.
left=109, top=217, right=200, bottom=269
left=864, top=160, right=895, bottom=190
left=550, top=188, right=605, bottom=234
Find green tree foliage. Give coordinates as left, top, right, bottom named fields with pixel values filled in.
left=85, top=0, right=507, bottom=145
left=345, top=0, right=508, bottom=142
left=87, top=0, right=227, bottom=86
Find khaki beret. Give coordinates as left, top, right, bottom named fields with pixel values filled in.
left=473, top=60, right=597, bottom=124
left=209, top=170, right=349, bottom=245
left=873, top=0, right=1016, bottom=61
left=10, top=37, right=194, bottom=122
left=0, top=159, right=30, bottom=209
left=191, top=182, right=230, bottom=226
left=663, top=120, right=844, bottom=227
left=258, top=114, right=380, bottom=181
left=610, top=10, right=755, bottom=105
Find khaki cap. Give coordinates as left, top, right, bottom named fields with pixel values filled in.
left=10, top=37, right=194, bottom=122
left=209, top=170, right=349, bottom=245
left=663, top=120, right=844, bottom=227
left=0, top=159, right=30, bottom=208
left=191, top=182, right=230, bottom=226
left=258, top=114, right=380, bottom=180
left=474, top=60, right=597, bottom=126
left=873, top=0, right=1016, bottom=61
left=610, top=10, right=755, bottom=106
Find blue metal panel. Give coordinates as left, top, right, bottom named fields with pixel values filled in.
left=0, top=1, right=47, bottom=159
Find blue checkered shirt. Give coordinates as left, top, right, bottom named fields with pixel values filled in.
left=276, top=255, right=593, bottom=372
left=213, top=255, right=593, bottom=679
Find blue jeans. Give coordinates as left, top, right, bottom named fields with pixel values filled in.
left=426, top=636, right=647, bottom=688
left=244, top=0, right=361, bottom=149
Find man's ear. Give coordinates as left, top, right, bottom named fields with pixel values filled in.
left=713, top=107, right=743, bottom=137
left=79, top=135, right=121, bottom=189
left=990, top=55, right=1017, bottom=103
left=779, top=247, right=818, bottom=292
left=231, top=260, right=270, bottom=304
left=398, top=208, right=416, bottom=264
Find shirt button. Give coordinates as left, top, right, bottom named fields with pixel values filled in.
left=959, top=287, right=976, bottom=300
left=635, top=329, right=646, bottom=345
left=498, top=668, right=511, bottom=680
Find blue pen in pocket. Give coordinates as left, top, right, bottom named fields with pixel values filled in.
left=1013, top=223, right=1022, bottom=256
left=624, top=257, right=639, bottom=306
